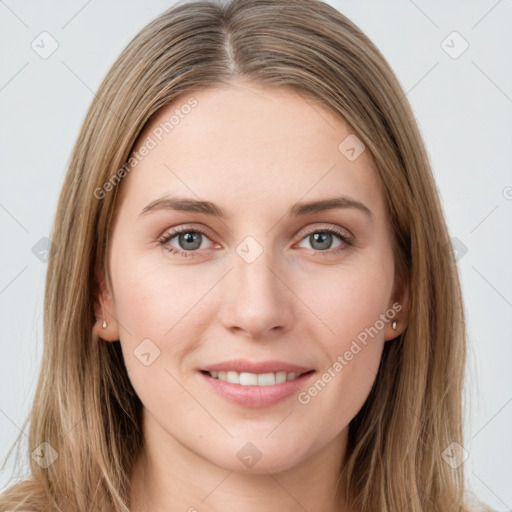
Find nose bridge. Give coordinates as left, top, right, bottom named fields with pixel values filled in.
left=236, top=244, right=279, bottom=297
left=220, top=236, right=293, bottom=336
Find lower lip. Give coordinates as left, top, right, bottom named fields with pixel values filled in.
left=199, top=371, right=316, bottom=408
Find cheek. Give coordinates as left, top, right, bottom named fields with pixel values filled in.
left=295, top=258, right=394, bottom=349
left=292, top=254, right=393, bottom=410
left=109, top=253, right=209, bottom=416
left=111, top=246, right=208, bottom=332
left=294, top=272, right=389, bottom=432
left=110, top=248, right=218, bottom=374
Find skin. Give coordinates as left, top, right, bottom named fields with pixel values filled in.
left=94, top=79, right=409, bottom=512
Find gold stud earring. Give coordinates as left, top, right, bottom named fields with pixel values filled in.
left=102, top=307, right=107, bottom=329
left=392, top=320, right=397, bottom=330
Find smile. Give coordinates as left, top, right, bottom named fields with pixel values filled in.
left=199, top=369, right=316, bottom=408
left=204, top=370, right=312, bottom=386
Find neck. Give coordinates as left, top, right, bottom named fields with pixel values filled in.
left=129, top=411, right=354, bottom=512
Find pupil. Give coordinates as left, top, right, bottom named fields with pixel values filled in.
left=311, top=232, right=331, bottom=250
left=180, top=232, right=201, bottom=250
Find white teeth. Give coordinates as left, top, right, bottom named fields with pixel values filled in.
left=240, top=372, right=258, bottom=385
left=257, top=372, right=275, bottom=386
left=226, top=371, right=239, bottom=384
left=208, top=370, right=304, bottom=385
left=275, top=371, right=287, bottom=383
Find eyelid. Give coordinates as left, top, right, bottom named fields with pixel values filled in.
left=159, top=223, right=215, bottom=241
left=159, top=223, right=352, bottom=244
left=298, top=223, right=353, bottom=240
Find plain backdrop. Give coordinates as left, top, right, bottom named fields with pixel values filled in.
left=1, top=0, right=511, bottom=509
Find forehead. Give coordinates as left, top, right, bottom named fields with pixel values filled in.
left=119, top=80, right=385, bottom=219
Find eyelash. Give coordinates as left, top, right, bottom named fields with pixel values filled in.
left=158, top=225, right=354, bottom=259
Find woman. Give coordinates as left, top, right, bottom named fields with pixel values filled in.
left=0, top=0, right=494, bottom=510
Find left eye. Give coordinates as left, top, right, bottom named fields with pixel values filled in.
left=297, top=229, right=346, bottom=251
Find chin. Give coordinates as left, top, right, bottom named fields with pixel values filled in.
left=200, top=436, right=310, bottom=475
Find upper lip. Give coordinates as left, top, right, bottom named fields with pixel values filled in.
left=201, top=359, right=314, bottom=374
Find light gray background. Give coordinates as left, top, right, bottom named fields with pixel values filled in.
left=1, top=0, right=511, bottom=509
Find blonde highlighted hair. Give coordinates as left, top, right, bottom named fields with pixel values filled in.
left=0, top=0, right=492, bottom=510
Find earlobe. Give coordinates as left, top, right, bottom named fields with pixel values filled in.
left=101, top=306, right=108, bottom=329
left=384, top=277, right=410, bottom=342
left=92, top=265, right=120, bottom=342
left=385, top=317, right=405, bottom=341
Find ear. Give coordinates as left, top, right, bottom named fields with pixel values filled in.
left=384, top=271, right=410, bottom=342
left=92, top=261, right=120, bottom=342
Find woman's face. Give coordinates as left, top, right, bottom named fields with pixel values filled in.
left=96, top=79, right=407, bottom=474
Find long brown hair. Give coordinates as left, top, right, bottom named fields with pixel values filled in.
left=0, top=0, right=491, bottom=510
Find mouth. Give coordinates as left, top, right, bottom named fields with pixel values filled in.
left=198, top=364, right=317, bottom=408
left=200, top=369, right=315, bottom=386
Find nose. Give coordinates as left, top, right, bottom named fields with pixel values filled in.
left=218, top=247, right=295, bottom=340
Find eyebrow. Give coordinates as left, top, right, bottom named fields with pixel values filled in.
left=140, top=195, right=373, bottom=220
